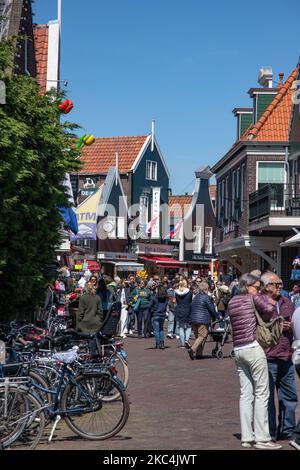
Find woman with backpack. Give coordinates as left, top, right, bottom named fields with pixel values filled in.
left=227, top=273, right=282, bottom=450
left=148, top=286, right=169, bottom=349
left=96, top=277, right=113, bottom=320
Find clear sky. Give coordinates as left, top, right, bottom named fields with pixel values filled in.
left=34, top=0, right=300, bottom=194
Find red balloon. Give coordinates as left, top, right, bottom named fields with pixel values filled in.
left=58, top=99, right=74, bottom=114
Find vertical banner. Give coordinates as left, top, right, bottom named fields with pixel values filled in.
left=70, top=188, right=102, bottom=241
left=151, top=187, right=161, bottom=239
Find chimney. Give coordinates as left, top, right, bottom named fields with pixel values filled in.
left=248, top=66, right=277, bottom=124
left=258, top=66, right=273, bottom=88
left=278, top=72, right=284, bottom=89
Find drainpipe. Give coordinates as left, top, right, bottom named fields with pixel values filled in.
left=24, top=36, right=30, bottom=76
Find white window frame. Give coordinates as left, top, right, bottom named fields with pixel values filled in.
left=194, top=226, right=202, bottom=254
left=139, top=195, right=149, bottom=228
left=241, top=163, right=245, bottom=212
left=231, top=170, right=235, bottom=216
left=221, top=179, right=225, bottom=220
left=204, top=227, right=213, bottom=254
left=146, top=160, right=157, bottom=181
left=256, top=161, right=286, bottom=210
left=225, top=176, right=229, bottom=219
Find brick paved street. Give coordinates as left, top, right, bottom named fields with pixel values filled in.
left=36, top=333, right=300, bottom=451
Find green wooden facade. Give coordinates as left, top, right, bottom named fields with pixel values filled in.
left=131, top=143, right=169, bottom=207
left=256, top=93, right=277, bottom=121
left=240, top=112, right=253, bottom=137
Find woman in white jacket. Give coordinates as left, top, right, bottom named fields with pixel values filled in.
left=119, top=284, right=129, bottom=338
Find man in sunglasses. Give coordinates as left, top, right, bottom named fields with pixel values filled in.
left=260, top=272, right=296, bottom=443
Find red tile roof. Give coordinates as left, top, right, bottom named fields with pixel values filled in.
left=78, top=136, right=148, bottom=174
left=169, top=195, right=193, bottom=217
left=242, top=67, right=298, bottom=142
left=169, top=185, right=216, bottom=216
left=33, top=25, right=49, bottom=94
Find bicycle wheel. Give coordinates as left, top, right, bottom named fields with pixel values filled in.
left=0, top=385, right=45, bottom=450
left=115, top=352, right=129, bottom=389
left=28, top=369, right=52, bottom=405
left=61, top=373, right=130, bottom=440
left=102, top=353, right=129, bottom=402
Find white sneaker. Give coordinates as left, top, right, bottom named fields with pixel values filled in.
left=289, top=440, right=300, bottom=451
left=166, top=334, right=173, bottom=339
left=129, top=330, right=133, bottom=335
left=254, top=441, right=282, bottom=450
left=175, top=335, right=180, bottom=339
left=241, top=442, right=253, bottom=448
left=120, top=334, right=127, bottom=338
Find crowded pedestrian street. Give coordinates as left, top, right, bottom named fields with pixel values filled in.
left=2, top=0, right=300, bottom=457
left=34, top=336, right=300, bottom=451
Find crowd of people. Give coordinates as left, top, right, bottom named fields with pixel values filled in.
left=45, top=266, right=300, bottom=451
left=70, top=271, right=229, bottom=353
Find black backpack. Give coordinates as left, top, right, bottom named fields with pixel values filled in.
left=97, top=301, right=122, bottom=340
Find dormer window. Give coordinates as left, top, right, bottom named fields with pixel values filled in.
left=146, top=161, right=157, bottom=181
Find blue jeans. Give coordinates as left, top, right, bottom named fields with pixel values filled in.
left=168, top=310, right=175, bottom=335
left=178, top=321, right=191, bottom=346
left=267, top=359, right=298, bottom=440
left=127, top=307, right=135, bottom=332
left=153, top=317, right=164, bottom=344
left=137, top=308, right=149, bottom=336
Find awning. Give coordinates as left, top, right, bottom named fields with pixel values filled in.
left=104, top=261, right=144, bottom=272
left=139, top=256, right=186, bottom=268
left=280, top=233, right=300, bottom=247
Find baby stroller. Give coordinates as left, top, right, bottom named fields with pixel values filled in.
left=208, top=314, right=234, bottom=359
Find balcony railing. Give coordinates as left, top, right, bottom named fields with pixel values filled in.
left=249, top=184, right=300, bottom=222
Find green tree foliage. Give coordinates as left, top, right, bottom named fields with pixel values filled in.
left=0, top=40, right=81, bottom=320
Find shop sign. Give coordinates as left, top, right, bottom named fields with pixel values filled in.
left=97, top=252, right=137, bottom=261
left=75, top=264, right=83, bottom=270
left=137, top=243, right=173, bottom=256
left=192, top=254, right=214, bottom=261
left=81, top=189, right=97, bottom=197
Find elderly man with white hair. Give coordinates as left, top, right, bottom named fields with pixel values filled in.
left=259, top=271, right=297, bottom=443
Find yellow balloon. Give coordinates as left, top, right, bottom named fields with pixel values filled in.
left=84, top=135, right=95, bottom=146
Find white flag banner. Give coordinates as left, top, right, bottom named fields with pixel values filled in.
left=151, top=187, right=161, bottom=239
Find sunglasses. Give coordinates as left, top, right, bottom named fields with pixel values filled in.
left=251, top=285, right=261, bottom=291
left=268, top=282, right=282, bottom=287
